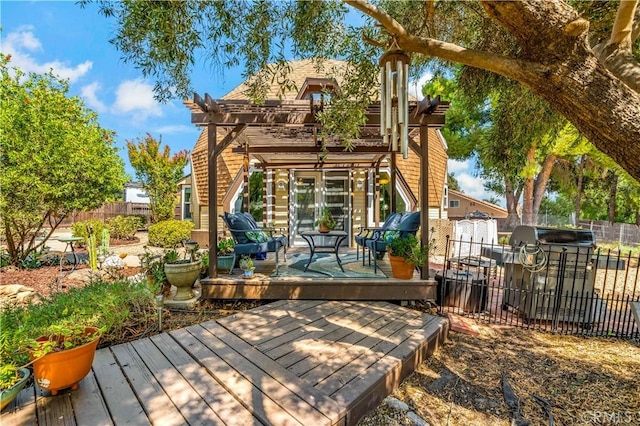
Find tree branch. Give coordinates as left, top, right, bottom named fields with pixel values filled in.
left=345, top=0, right=545, bottom=84
left=632, top=5, right=640, bottom=43
left=608, top=0, right=638, bottom=50
left=344, top=0, right=406, bottom=37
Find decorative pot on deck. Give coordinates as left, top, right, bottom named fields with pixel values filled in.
left=217, top=254, right=236, bottom=274
left=31, top=327, right=101, bottom=396
left=164, top=261, right=200, bottom=300
left=0, top=368, right=30, bottom=410
left=389, top=254, right=415, bottom=279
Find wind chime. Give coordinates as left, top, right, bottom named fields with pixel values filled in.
left=379, top=41, right=410, bottom=159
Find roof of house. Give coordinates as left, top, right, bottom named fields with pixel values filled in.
left=448, top=189, right=508, bottom=218
left=189, top=58, right=448, bottom=208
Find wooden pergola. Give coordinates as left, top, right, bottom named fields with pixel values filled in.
left=184, top=94, right=450, bottom=280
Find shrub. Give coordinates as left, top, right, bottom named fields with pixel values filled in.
left=71, top=219, right=106, bottom=245
left=108, top=215, right=142, bottom=240
left=148, top=219, right=194, bottom=248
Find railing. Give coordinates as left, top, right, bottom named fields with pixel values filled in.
left=437, top=236, right=640, bottom=339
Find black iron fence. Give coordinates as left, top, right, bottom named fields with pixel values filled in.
left=437, top=237, right=640, bottom=339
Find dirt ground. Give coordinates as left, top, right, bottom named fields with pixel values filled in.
left=1, top=237, right=639, bottom=426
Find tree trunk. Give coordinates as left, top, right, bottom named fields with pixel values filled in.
left=532, top=154, right=557, bottom=219
left=575, top=154, right=585, bottom=223
left=480, top=1, right=640, bottom=182
left=504, top=176, right=521, bottom=230
left=371, top=0, right=640, bottom=181
left=608, top=171, right=619, bottom=224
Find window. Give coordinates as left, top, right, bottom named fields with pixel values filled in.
left=182, top=187, right=192, bottom=220
left=449, top=200, right=460, bottom=208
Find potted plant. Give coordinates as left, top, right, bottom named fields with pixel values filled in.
left=28, top=324, right=102, bottom=396
left=314, top=207, right=336, bottom=233
left=163, top=240, right=201, bottom=301
left=239, top=255, right=255, bottom=277
left=0, top=365, right=30, bottom=410
left=387, top=234, right=429, bottom=279
left=216, top=237, right=236, bottom=274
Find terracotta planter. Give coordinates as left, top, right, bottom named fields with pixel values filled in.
left=318, top=224, right=331, bottom=233
left=389, top=254, right=415, bottom=279
left=0, top=368, right=30, bottom=410
left=31, top=327, right=101, bottom=396
left=164, top=261, right=200, bottom=300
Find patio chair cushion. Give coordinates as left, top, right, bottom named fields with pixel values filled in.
left=246, top=230, right=269, bottom=243
left=397, top=211, right=421, bottom=236
left=354, top=212, right=403, bottom=247
left=223, top=212, right=256, bottom=244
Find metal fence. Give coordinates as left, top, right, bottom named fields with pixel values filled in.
left=437, top=237, right=639, bottom=339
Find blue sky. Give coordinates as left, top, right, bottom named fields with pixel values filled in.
left=1, top=1, right=489, bottom=201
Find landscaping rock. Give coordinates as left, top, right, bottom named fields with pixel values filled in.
left=0, top=284, right=42, bottom=307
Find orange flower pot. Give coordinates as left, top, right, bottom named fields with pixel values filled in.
left=31, top=327, right=101, bottom=396
left=389, top=254, right=415, bottom=279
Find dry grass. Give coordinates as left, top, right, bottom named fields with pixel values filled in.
left=359, top=325, right=640, bottom=426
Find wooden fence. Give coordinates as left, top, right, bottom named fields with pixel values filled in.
left=60, top=202, right=152, bottom=226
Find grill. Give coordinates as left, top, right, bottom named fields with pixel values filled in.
left=503, top=226, right=599, bottom=326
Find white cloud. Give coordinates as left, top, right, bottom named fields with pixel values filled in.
left=154, top=125, right=198, bottom=135
left=81, top=82, right=107, bottom=113
left=448, top=159, right=492, bottom=200
left=3, top=28, right=92, bottom=83
left=409, top=71, right=433, bottom=100
left=448, top=159, right=472, bottom=175
left=112, top=79, right=162, bottom=120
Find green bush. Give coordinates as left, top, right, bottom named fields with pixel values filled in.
left=71, top=219, right=106, bottom=245
left=148, top=219, right=195, bottom=248
left=108, top=215, right=142, bottom=240
left=0, top=279, right=155, bottom=368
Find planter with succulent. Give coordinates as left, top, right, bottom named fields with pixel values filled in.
left=216, top=237, right=236, bottom=274
left=387, top=233, right=429, bottom=279
left=239, top=255, right=255, bottom=277
left=28, top=324, right=102, bottom=396
left=163, top=240, right=201, bottom=301
left=314, top=207, right=336, bottom=233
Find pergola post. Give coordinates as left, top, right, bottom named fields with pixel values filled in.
left=390, top=152, right=397, bottom=213
left=420, top=124, right=429, bottom=280
left=208, top=123, right=218, bottom=278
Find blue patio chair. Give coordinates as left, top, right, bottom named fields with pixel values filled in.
left=355, top=212, right=403, bottom=263
left=365, top=211, right=421, bottom=273
left=221, top=212, right=287, bottom=275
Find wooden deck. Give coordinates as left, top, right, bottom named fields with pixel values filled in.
left=202, top=248, right=438, bottom=301
left=2, top=300, right=448, bottom=426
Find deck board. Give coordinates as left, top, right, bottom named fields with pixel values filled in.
left=91, top=348, right=150, bottom=425
left=1, top=300, right=446, bottom=426
left=149, top=332, right=263, bottom=426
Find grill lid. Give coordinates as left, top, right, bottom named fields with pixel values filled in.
left=509, top=226, right=596, bottom=247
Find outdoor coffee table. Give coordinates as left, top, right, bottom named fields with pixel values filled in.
left=300, top=230, right=348, bottom=273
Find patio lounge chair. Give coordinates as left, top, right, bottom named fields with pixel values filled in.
left=364, top=211, right=421, bottom=273
left=355, top=212, right=403, bottom=262
left=221, top=212, right=288, bottom=275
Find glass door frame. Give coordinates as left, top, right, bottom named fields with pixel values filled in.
left=290, top=170, right=351, bottom=246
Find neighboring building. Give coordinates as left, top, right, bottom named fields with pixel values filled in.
left=124, top=179, right=193, bottom=222
left=185, top=58, right=450, bottom=248
left=447, top=189, right=508, bottom=221
left=175, top=174, right=193, bottom=221
left=123, top=182, right=150, bottom=204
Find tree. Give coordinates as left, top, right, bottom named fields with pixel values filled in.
left=90, top=0, right=640, bottom=180
left=126, top=133, right=188, bottom=223
left=0, top=56, right=126, bottom=265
